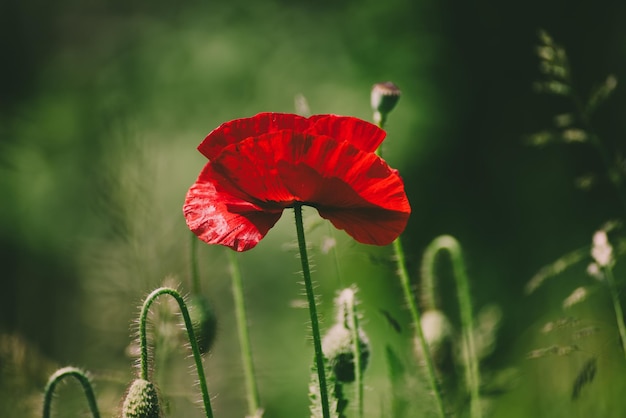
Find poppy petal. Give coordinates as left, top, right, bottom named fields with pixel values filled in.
left=308, top=114, right=386, bottom=152
left=210, top=131, right=410, bottom=245
left=198, top=113, right=310, bottom=160
left=184, top=164, right=283, bottom=251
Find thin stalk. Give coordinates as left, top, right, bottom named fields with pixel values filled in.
left=293, top=203, right=331, bottom=418
left=375, top=116, right=446, bottom=418
left=393, top=238, right=447, bottom=418
left=423, top=236, right=482, bottom=418
left=228, top=250, right=262, bottom=416
left=42, top=367, right=100, bottom=418
left=139, top=287, right=214, bottom=418
left=345, top=290, right=364, bottom=418
left=604, top=266, right=626, bottom=358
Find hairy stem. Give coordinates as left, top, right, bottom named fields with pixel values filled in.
left=228, top=250, right=262, bottom=416
left=345, top=290, right=364, bottom=418
left=139, top=287, right=214, bottom=418
left=294, top=203, right=331, bottom=418
left=42, top=367, right=100, bottom=418
left=422, top=235, right=481, bottom=418
left=394, top=238, right=447, bottom=418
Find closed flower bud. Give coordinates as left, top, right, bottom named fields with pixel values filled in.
left=322, top=323, right=370, bottom=383
left=122, top=379, right=161, bottom=418
left=188, top=295, right=218, bottom=354
left=371, top=82, right=401, bottom=125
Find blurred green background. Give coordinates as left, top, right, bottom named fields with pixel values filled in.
left=3, top=0, right=626, bottom=416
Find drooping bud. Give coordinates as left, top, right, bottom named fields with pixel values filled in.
left=121, top=379, right=161, bottom=418
left=187, top=295, right=218, bottom=354
left=371, top=82, right=401, bottom=126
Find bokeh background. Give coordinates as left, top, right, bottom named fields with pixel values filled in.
left=3, top=0, right=626, bottom=416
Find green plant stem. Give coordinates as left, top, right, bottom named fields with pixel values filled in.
left=190, top=232, right=201, bottom=295
left=393, top=237, right=447, bottom=418
left=139, top=287, right=214, bottom=418
left=422, top=235, right=482, bottom=418
left=345, top=289, right=364, bottom=418
left=374, top=115, right=446, bottom=417
left=604, top=266, right=626, bottom=359
left=293, top=203, right=331, bottom=418
left=42, top=366, right=100, bottom=418
left=228, top=250, right=262, bottom=417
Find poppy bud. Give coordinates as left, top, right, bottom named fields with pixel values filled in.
left=322, top=323, right=370, bottom=383
left=121, top=379, right=161, bottom=418
left=371, top=82, right=401, bottom=125
left=188, top=295, right=218, bottom=354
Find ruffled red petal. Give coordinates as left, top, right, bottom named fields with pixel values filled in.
left=307, top=114, right=386, bottom=152
left=198, top=113, right=310, bottom=160
left=210, top=131, right=410, bottom=246
left=183, top=164, right=283, bottom=251
left=198, top=113, right=386, bottom=160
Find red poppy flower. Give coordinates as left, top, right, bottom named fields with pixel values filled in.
left=183, top=113, right=410, bottom=251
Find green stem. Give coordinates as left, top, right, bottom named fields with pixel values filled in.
left=294, top=203, right=331, bottom=418
left=604, top=266, right=626, bottom=359
left=139, top=287, right=214, bottom=418
left=190, top=232, right=201, bottom=295
left=393, top=238, right=447, bottom=418
left=345, top=289, right=364, bottom=418
left=42, top=367, right=100, bottom=418
left=228, top=250, right=262, bottom=416
left=422, top=235, right=482, bottom=418
left=374, top=115, right=446, bottom=417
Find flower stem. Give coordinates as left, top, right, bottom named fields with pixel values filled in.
left=393, top=237, right=447, bottom=418
left=228, top=250, right=262, bottom=417
left=293, top=203, right=331, bottom=418
left=42, top=367, right=100, bottom=418
left=345, top=289, right=364, bottom=418
left=422, top=235, right=482, bottom=418
left=139, top=287, right=214, bottom=418
left=604, top=266, right=626, bottom=359
left=374, top=115, right=446, bottom=417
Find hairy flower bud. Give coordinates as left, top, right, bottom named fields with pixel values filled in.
left=188, top=295, right=218, bottom=354
left=121, top=379, right=160, bottom=418
left=322, top=323, right=370, bottom=383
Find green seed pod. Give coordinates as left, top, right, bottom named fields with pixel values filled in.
left=188, top=295, right=218, bottom=354
left=322, top=323, right=370, bottom=383
left=121, top=379, right=160, bottom=418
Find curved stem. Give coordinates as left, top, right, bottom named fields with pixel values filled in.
left=422, top=235, right=482, bottom=418
left=228, top=250, right=262, bottom=416
left=604, top=266, right=626, bottom=359
left=293, top=203, right=331, bottom=418
left=42, top=366, right=100, bottom=418
left=139, top=287, right=214, bottom=418
left=393, top=238, right=447, bottom=418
